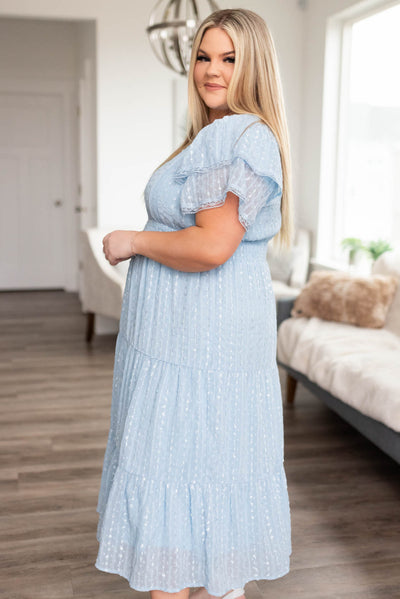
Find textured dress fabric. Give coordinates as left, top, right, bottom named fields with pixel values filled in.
left=95, top=113, right=292, bottom=594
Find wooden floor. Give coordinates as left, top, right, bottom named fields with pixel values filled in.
left=0, top=290, right=399, bottom=599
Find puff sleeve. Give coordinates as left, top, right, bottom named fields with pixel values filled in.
left=174, top=114, right=283, bottom=231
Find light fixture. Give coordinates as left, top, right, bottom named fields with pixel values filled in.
left=147, top=0, right=220, bottom=76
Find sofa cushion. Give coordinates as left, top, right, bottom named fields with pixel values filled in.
left=290, top=270, right=398, bottom=328
left=272, top=280, right=301, bottom=300
left=277, top=316, right=400, bottom=432
left=267, top=246, right=295, bottom=284
left=267, top=228, right=311, bottom=288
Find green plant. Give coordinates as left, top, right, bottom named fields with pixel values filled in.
left=341, top=237, right=365, bottom=263
left=341, top=237, right=393, bottom=263
left=363, top=239, right=393, bottom=261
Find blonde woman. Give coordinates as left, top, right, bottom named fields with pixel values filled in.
left=96, top=8, right=293, bottom=599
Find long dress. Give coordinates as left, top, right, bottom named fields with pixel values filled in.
left=95, top=113, right=292, bottom=595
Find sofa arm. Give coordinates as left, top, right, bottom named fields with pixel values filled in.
left=276, top=296, right=296, bottom=328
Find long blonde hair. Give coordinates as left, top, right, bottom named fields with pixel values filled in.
left=159, top=8, right=294, bottom=249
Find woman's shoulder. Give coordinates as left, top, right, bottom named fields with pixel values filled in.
left=175, top=112, right=280, bottom=181
left=189, top=113, right=279, bottom=159
left=197, top=112, right=275, bottom=142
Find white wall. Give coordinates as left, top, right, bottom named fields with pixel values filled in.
left=76, top=20, right=97, bottom=226
left=0, top=0, right=304, bottom=235
left=0, top=17, right=77, bottom=79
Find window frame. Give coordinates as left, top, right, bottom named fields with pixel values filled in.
left=317, top=0, right=400, bottom=266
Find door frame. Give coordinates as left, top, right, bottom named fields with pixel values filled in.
left=0, top=77, right=82, bottom=291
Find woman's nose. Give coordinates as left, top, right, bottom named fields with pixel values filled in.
left=205, top=60, right=221, bottom=76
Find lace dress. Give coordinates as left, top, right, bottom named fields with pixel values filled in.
left=95, top=113, right=292, bottom=594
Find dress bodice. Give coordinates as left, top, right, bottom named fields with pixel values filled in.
left=143, top=113, right=283, bottom=243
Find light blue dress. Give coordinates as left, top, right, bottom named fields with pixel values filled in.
left=95, top=113, right=292, bottom=594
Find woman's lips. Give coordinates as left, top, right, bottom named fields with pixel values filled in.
left=204, top=83, right=224, bottom=90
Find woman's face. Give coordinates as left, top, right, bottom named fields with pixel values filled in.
left=193, top=27, right=235, bottom=121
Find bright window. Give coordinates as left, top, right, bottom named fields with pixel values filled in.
left=327, top=3, right=400, bottom=262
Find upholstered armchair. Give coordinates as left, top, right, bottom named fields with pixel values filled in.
left=267, top=228, right=311, bottom=325
left=79, top=228, right=130, bottom=342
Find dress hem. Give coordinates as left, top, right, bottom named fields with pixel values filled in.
left=94, top=559, right=291, bottom=595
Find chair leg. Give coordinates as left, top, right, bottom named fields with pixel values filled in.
left=286, top=373, right=298, bottom=403
left=86, top=312, right=95, bottom=343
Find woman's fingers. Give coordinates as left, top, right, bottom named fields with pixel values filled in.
left=103, top=235, right=113, bottom=261
left=102, top=235, right=110, bottom=262
left=102, top=230, right=136, bottom=265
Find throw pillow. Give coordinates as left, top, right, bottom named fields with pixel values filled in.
left=291, top=270, right=399, bottom=328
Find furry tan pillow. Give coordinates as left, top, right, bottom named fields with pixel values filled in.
left=291, top=271, right=399, bottom=328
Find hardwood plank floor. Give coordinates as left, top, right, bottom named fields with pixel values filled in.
left=0, top=290, right=399, bottom=598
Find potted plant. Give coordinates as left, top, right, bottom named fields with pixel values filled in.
left=341, top=237, right=365, bottom=266
left=363, top=239, right=393, bottom=261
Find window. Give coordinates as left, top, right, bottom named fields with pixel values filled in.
left=319, top=2, right=400, bottom=265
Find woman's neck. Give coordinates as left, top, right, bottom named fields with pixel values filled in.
left=208, top=108, right=234, bottom=123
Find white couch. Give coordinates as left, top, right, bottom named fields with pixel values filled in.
left=276, top=250, right=400, bottom=463
left=268, top=228, right=311, bottom=300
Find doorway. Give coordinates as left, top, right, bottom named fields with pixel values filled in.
left=0, top=17, right=97, bottom=292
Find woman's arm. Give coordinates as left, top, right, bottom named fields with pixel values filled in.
left=134, top=192, right=246, bottom=272
left=133, top=226, right=216, bottom=272
left=103, top=192, right=246, bottom=273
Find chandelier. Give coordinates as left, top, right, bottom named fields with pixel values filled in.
left=146, top=0, right=220, bottom=76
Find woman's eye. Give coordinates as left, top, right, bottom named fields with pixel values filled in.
left=195, top=55, right=234, bottom=63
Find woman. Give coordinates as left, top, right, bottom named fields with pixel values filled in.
left=96, top=8, right=293, bottom=599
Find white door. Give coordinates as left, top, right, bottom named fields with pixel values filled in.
left=0, top=92, right=66, bottom=289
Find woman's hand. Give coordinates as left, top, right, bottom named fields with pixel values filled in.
left=102, top=230, right=140, bottom=266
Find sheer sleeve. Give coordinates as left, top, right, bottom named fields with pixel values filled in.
left=175, top=114, right=283, bottom=231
